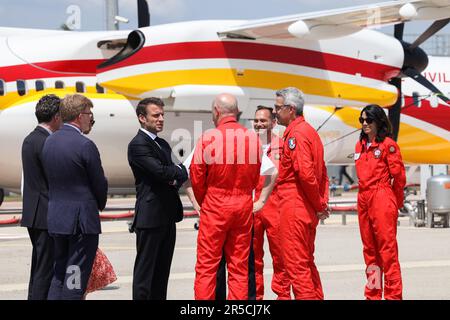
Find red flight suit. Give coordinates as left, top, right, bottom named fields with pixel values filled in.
left=355, top=136, right=406, bottom=300
left=253, top=135, right=291, bottom=300
left=190, top=116, right=262, bottom=300
left=277, top=116, right=329, bottom=300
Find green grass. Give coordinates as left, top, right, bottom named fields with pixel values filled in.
left=4, top=195, right=22, bottom=202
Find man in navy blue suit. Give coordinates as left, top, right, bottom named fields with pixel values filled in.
left=128, top=97, right=188, bottom=300
left=42, top=94, right=108, bottom=300
left=21, top=94, right=62, bottom=300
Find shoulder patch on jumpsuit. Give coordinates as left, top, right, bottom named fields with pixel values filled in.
left=288, top=137, right=296, bottom=150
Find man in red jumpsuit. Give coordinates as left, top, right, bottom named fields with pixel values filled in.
left=190, top=93, right=262, bottom=300
left=252, top=105, right=291, bottom=300
left=275, top=87, right=329, bottom=300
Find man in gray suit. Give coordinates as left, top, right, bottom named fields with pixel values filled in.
left=43, top=94, right=107, bottom=300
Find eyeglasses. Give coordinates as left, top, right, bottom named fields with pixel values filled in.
left=81, top=112, right=93, bottom=117
left=359, top=117, right=374, bottom=125
left=274, top=104, right=291, bottom=112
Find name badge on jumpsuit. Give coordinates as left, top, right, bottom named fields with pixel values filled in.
left=374, top=149, right=382, bottom=159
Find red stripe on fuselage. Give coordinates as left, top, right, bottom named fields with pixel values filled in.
left=0, top=59, right=105, bottom=82
left=402, top=96, right=450, bottom=131
left=1, top=42, right=399, bottom=83
left=98, top=41, right=400, bottom=82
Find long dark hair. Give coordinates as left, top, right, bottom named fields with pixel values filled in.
left=359, top=104, right=393, bottom=143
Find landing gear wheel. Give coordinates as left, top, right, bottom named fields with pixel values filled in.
left=0, top=189, right=4, bottom=207
left=194, top=220, right=199, bottom=230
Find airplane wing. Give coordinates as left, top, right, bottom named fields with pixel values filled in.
left=218, top=0, right=450, bottom=40
left=0, top=27, right=66, bottom=37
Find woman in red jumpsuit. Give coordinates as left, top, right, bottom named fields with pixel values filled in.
left=354, top=104, right=406, bottom=300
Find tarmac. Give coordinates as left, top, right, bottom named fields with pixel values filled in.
left=1, top=195, right=450, bottom=300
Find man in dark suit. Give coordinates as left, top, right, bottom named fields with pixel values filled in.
left=21, top=94, right=62, bottom=300
left=42, top=94, right=108, bottom=300
left=128, top=97, right=188, bottom=300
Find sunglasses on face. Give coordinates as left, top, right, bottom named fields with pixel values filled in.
left=359, top=117, right=374, bottom=125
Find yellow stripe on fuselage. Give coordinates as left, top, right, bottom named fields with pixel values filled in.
left=0, top=87, right=133, bottom=111
left=101, top=68, right=398, bottom=106
left=397, top=123, right=450, bottom=164
left=317, top=106, right=450, bottom=164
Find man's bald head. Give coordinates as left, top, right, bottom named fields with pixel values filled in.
left=212, top=93, right=239, bottom=126
left=214, top=93, right=238, bottom=114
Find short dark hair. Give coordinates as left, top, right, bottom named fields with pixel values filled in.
left=359, top=104, right=393, bottom=143
left=256, top=105, right=275, bottom=120
left=136, top=97, right=164, bottom=117
left=35, top=94, right=60, bottom=123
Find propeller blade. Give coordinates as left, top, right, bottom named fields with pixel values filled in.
left=388, top=78, right=402, bottom=141
left=138, top=0, right=150, bottom=28
left=394, top=23, right=404, bottom=40
left=410, top=18, right=450, bottom=49
left=403, top=67, right=450, bottom=104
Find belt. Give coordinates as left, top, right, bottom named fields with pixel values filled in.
left=207, top=186, right=252, bottom=196
left=359, top=183, right=391, bottom=192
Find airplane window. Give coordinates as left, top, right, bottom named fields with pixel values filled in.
left=55, top=81, right=65, bottom=89
left=96, top=83, right=105, bottom=94
left=76, top=81, right=85, bottom=93
left=412, top=91, right=421, bottom=107
left=35, top=80, right=45, bottom=91
left=16, top=80, right=27, bottom=96
left=0, top=80, right=4, bottom=96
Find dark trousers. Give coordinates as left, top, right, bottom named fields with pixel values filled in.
left=27, top=228, right=54, bottom=300
left=339, top=165, right=354, bottom=185
left=132, top=223, right=176, bottom=300
left=215, top=233, right=256, bottom=300
left=47, top=233, right=98, bottom=300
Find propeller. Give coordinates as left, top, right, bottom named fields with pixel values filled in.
left=138, top=0, right=150, bottom=28
left=388, top=20, right=450, bottom=141
left=410, top=18, right=450, bottom=50
left=388, top=77, right=402, bottom=141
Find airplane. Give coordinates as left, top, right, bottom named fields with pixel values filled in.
left=0, top=0, right=450, bottom=207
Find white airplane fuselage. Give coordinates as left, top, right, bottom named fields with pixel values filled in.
left=0, top=21, right=448, bottom=194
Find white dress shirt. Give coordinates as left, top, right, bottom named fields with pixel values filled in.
left=38, top=124, right=53, bottom=135
left=139, top=128, right=162, bottom=148
left=64, top=123, right=82, bottom=134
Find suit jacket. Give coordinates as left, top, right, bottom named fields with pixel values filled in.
left=42, top=124, right=108, bottom=235
left=21, top=126, right=51, bottom=229
left=127, top=130, right=188, bottom=230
